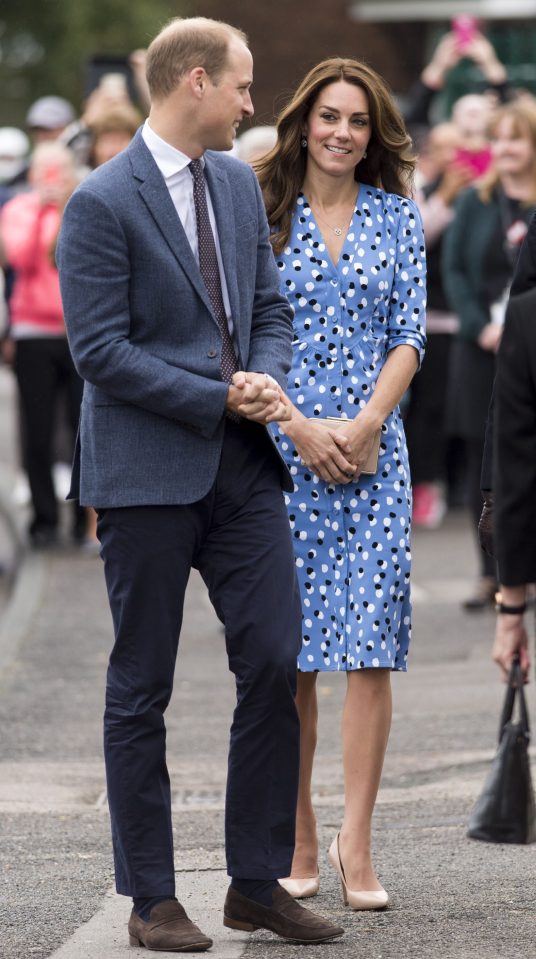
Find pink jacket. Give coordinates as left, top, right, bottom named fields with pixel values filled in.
left=1, top=192, right=65, bottom=336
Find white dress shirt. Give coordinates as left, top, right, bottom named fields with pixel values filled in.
left=141, top=120, right=234, bottom=330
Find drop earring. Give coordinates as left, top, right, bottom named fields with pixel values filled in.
left=301, top=136, right=308, bottom=148
left=362, top=150, right=367, bottom=159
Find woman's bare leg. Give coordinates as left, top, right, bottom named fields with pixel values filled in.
left=337, top=668, right=392, bottom=891
left=286, top=671, right=319, bottom=878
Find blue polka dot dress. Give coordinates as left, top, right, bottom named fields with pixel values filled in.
left=271, top=187, right=426, bottom=672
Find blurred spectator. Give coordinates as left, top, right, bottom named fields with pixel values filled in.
left=236, top=125, right=277, bottom=164
left=414, top=120, right=461, bottom=192
left=88, top=106, right=142, bottom=168
left=26, top=96, right=76, bottom=144
left=61, top=75, right=145, bottom=169
left=443, top=99, right=536, bottom=609
left=450, top=93, right=494, bottom=175
left=0, top=127, right=30, bottom=199
left=0, top=142, right=85, bottom=548
left=128, top=48, right=152, bottom=114
left=406, top=122, right=473, bottom=529
left=491, top=285, right=536, bottom=682
left=405, top=29, right=510, bottom=133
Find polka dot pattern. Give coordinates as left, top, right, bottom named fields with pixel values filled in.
left=190, top=159, right=238, bottom=383
left=271, top=188, right=426, bottom=672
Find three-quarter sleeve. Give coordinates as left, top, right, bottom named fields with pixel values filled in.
left=386, top=197, right=427, bottom=365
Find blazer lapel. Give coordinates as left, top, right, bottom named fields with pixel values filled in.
left=128, top=132, right=214, bottom=317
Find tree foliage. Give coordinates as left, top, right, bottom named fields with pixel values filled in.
left=0, top=0, right=191, bottom=125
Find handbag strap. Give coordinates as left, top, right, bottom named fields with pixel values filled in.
left=498, top=659, right=530, bottom=742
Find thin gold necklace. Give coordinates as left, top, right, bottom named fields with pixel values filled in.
left=310, top=200, right=357, bottom=237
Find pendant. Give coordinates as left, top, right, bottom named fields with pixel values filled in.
left=334, top=227, right=342, bottom=236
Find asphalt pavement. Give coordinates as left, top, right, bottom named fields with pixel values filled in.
left=0, top=366, right=534, bottom=959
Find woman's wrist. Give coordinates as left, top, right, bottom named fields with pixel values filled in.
left=282, top=408, right=307, bottom=442
left=354, top=405, right=384, bottom=432
left=497, top=585, right=526, bottom=609
left=481, top=62, right=507, bottom=84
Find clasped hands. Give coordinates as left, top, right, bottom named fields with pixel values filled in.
left=288, top=414, right=378, bottom=486
left=226, top=371, right=291, bottom=423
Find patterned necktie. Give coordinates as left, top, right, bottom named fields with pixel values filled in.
left=189, top=159, right=239, bottom=384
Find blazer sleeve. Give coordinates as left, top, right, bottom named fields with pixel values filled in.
left=442, top=189, right=490, bottom=342
left=57, top=185, right=229, bottom=439
left=493, top=292, right=536, bottom=585
left=245, top=170, right=293, bottom=389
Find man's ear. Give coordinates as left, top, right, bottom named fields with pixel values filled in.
left=189, top=67, right=207, bottom=98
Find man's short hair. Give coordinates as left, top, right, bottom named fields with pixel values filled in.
left=146, top=17, right=248, bottom=100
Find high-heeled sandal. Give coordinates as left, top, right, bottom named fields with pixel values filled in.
left=328, top=833, right=388, bottom=910
left=278, top=874, right=320, bottom=899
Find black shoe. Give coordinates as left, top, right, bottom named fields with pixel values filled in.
left=223, top=885, right=344, bottom=943
left=462, top=576, right=497, bottom=611
left=29, top=525, right=58, bottom=550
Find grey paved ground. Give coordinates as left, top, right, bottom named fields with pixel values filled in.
left=0, top=366, right=534, bottom=959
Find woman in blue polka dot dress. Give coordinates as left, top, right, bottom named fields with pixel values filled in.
left=256, top=59, right=426, bottom=909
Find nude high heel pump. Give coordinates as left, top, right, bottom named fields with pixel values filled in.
left=278, top=875, right=320, bottom=899
left=328, top=834, right=388, bottom=910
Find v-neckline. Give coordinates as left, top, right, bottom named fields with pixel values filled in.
left=301, top=188, right=360, bottom=271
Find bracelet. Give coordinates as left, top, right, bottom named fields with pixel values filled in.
left=496, top=601, right=527, bottom=615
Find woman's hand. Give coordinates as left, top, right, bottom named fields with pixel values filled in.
left=478, top=323, right=503, bottom=352
left=492, top=614, right=530, bottom=683
left=285, top=416, right=358, bottom=484
left=330, top=411, right=380, bottom=478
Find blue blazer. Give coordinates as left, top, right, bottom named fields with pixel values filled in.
left=57, top=130, right=294, bottom=506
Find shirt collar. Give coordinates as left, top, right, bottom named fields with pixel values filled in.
left=142, top=119, right=204, bottom=179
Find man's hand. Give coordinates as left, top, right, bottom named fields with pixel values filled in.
left=226, top=371, right=291, bottom=423
left=492, top=614, right=530, bottom=683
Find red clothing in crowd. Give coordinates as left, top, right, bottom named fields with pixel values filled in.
left=1, top=191, right=65, bottom=336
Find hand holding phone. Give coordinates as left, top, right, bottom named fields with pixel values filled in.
left=453, top=146, right=492, bottom=177
left=452, top=14, right=478, bottom=52
left=99, top=73, right=128, bottom=98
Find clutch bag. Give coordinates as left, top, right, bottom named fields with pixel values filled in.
left=310, top=417, right=381, bottom=475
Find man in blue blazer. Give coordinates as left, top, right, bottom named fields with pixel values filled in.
left=57, top=15, right=343, bottom=952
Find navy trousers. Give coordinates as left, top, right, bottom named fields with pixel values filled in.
left=97, top=420, right=302, bottom=897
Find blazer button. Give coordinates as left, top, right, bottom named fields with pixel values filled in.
left=207, top=349, right=218, bottom=358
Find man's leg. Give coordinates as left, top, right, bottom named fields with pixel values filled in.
left=196, top=422, right=344, bottom=944
left=97, top=505, right=200, bottom=897
left=196, top=421, right=302, bottom=881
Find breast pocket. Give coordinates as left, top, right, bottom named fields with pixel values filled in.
left=235, top=218, right=257, bottom=240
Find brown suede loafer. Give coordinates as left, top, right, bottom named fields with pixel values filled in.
left=128, top=900, right=213, bottom=952
left=223, top=885, right=344, bottom=943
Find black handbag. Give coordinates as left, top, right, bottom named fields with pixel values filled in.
left=467, top=660, right=536, bottom=844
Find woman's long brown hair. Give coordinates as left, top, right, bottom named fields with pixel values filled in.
left=255, top=58, right=415, bottom=254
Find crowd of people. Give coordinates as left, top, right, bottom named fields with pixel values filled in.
left=0, top=14, right=534, bottom=951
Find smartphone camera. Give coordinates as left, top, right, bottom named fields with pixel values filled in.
left=85, top=54, right=136, bottom=102
left=451, top=14, right=478, bottom=51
